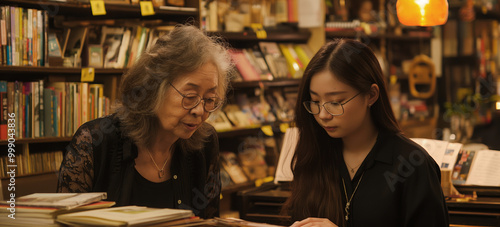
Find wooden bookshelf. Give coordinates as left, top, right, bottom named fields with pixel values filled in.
left=1, top=0, right=198, bottom=19
left=231, top=79, right=301, bottom=89
left=0, top=137, right=72, bottom=145
left=0, top=66, right=125, bottom=75
left=210, top=30, right=311, bottom=43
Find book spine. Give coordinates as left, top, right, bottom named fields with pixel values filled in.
left=0, top=81, right=7, bottom=140
left=39, top=80, right=44, bottom=137
left=33, top=81, right=39, bottom=137
left=5, top=6, right=11, bottom=66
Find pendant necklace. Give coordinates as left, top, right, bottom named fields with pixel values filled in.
left=341, top=172, right=364, bottom=221
left=146, top=149, right=170, bottom=179
left=345, top=161, right=362, bottom=174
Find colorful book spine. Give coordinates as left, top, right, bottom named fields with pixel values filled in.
left=0, top=81, right=7, bottom=140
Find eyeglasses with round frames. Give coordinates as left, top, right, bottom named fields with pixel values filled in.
left=303, top=92, right=362, bottom=116
left=169, top=82, right=223, bottom=113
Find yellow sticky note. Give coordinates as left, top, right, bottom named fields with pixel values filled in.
left=279, top=123, right=289, bottom=133
left=81, top=68, right=95, bottom=82
left=90, top=1, right=106, bottom=16
left=251, top=23, right=267, bottom=39
left=260, top=125, right=273, bottom=136
left=140, top=1, right=155, bottom=16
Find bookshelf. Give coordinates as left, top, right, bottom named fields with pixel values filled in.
left=205, top=22, right=313, bottom=215
left=439, top=4, right=500, bottom=139
left=0, top=0, right=201, bottom=198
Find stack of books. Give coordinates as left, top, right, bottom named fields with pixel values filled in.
left=0, top=192, right=112, bottom=226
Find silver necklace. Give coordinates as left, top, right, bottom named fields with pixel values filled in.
left=146, top=149, right=170, bottom=179
left=341, top=172, right=364, bottom=221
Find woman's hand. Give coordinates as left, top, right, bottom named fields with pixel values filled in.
left=290, top=218, right=338, bottom=227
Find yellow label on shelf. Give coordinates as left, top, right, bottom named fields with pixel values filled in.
left=254, top=176, right=274, bottom=187
left=251, top=23, right=267, bottom=39
left=279, top=123, right=289, bottom=133
left=261, top=125, right=273, bottom=136
left=81, top=68, right=95, bottom=82
left=90, top=1, right=106, bottom=16
left=140, top=1, right=155, bottom=16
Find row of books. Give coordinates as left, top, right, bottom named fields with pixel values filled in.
left=0, top=81, right=110, bottom=140
left=208, top=87, right=297, bottom=132
left=231, top=42, right=314, bottom=81
left=98, top=25, right=173, bottom=68
left=0, top=150, right=63, bottom=178
left=52, top=24, right=174, bottom=68
left=202, top=0, right=298, bottom=31
left=0, top=6, right=48, bottom=66
left=0, top=192, right=282, bottom=226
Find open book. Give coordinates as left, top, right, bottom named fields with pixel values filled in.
left=56, top=206, right=194, bottom=226
left=412, top=139, right=500, bottom=187
left=453, top=149, right=500, bottom=186
left=0, top=193, right=107, bottom=210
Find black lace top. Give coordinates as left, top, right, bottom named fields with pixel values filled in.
left=57, top=115, right=221, bottom=218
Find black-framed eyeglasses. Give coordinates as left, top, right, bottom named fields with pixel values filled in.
left=169, top=82, right=223, bottom=113
left=303, top=92, right=362, bottom=116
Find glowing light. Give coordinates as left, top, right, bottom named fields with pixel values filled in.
left=396, top=0, right=448, bottom=26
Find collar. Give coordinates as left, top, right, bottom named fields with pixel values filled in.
left=365, top=130, right=394, bottom=169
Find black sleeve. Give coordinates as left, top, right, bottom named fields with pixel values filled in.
left=56, top=124, right=94, bottom=193
left=201, top=130, right=221, bottom=218
left=400, top=153, right=449, bottom=226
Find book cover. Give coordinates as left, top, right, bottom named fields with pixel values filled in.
left=0, top=193, right=107, bottom=210
left=258, top=42, right=288, bottom=78
left=452, top=150, right=476, bottom=185
left=0, top=201, right=115, bottom=218
left=57, top=206, right=194, bottom=226
left=220, top=152, right=249, bottom=184
left=101, top=26, right=124, bottom=68
left=229, top=49, right=260, bottom=81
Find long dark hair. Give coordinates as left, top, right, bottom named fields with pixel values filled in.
left=282, top=39, right=401, bottom=225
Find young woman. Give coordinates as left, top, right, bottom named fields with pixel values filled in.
left=57, top=25, right=232, bottom=218
left=284, top=39, right=449, bottom=227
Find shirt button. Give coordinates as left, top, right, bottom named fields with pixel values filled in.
left=177, top=200, right=182, bottom=204
left=173, top=175, right=177, bottom=179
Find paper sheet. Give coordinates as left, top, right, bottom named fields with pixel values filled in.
left=274, top=127, right=299, bottom=183
left=411, top=138, right=449, bottom=167
left=465, top=150, right=500, bottom=186
left=441, top=142, right=462, bottom=170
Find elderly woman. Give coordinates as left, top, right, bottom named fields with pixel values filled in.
left=57, top=25, right=232, bottom=219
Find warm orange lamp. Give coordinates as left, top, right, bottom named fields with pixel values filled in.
left=396, top=0, right=449, bottom=26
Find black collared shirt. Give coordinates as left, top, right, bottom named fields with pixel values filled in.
left=340, top=131, right=449, bottom=227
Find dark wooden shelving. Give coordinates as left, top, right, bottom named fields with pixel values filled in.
left=222, top=181, right=256, bottom=194
left=0, top=66, right=125, bottom=75
left=326, top=31, right=432, bottom=41
left=1, top=0, right=198, bottom=20
left=231, top=79, right=301, bottom=89
left=209, top=30, right=311, bottom=43
left=217, top=126, right=264, bottom=138
left=442, top=55, right=478, bottom=65
left=0, top=137, right=72, bottom=145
